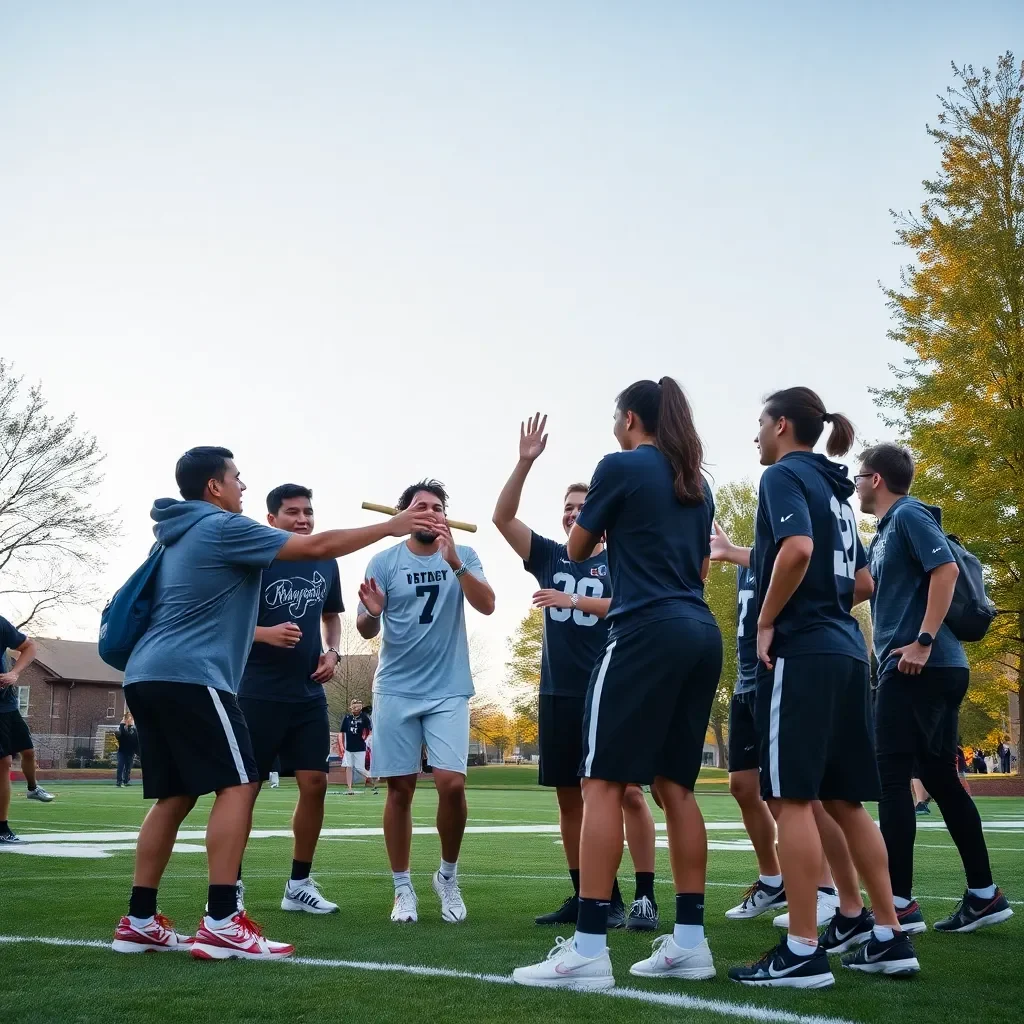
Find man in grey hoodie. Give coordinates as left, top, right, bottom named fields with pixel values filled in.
left=111, top=446, right=433, bottom=961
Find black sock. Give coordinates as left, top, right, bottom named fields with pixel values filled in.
left=237, top=865, right=243, bottom=882
left=818, top=886, right=837, bottom=896
left=611, top=877, right=623, bottom=905
left=569, top=868, right=581, bottom=896
left=635, top=872, right=655, bottom=903
left=291, top=859, right=312, bottom=882
left=207, top=885, right=238, bottom=921
left=0, top=820, right=8, bottom=832
left=128, top=886, right=158, bottom=920
left=576, top=896, right=610, bottom=936
left=675, top=892, right=705, bottom=926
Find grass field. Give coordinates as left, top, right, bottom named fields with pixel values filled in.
left=0, top=767, right=1019, bottom=1024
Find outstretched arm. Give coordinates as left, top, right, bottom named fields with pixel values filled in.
left=492, top=413, right=548, bottom=561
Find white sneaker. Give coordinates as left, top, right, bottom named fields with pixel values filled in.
left=725, top=879, right=787, bottom=920
left=391, top=886, right=418, bottom=923
left=269, top=772, right=280, bottom=789
left=629, top=935, right=717, bottom=980
left=512, top=936, right=615, bottom=991
left=191, top=911, right=294, bottom=961
left=27, top=787, right=55, bottom=802
left=432, top=870, right=468, bottom=923
left=774, top=888, right=840, bottom=929
left=281, top=876, right=338, bottom=914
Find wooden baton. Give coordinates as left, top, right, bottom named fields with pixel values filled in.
left=361, top=502, right=478, bottom=533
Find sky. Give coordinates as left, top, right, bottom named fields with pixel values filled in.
left=1, top=1, right=1020, bottom=692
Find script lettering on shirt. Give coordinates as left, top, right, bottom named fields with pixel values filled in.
left=406, top=569, right=450, bottom=585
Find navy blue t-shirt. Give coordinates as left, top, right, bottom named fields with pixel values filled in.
left=239, top=558, right=344, bottom=704
left=575, top=445, right=716, bottom=630
left=869, top=497, right=968, bottom=672
left=753, top=452, right=868, bottom=662
left=735, top=564, right=758, bottom=694
left=340, top=711, right=371, bottom=752
left=0, top=615, right=27, bottom=714
left=525, top=532, right=610, bottom=697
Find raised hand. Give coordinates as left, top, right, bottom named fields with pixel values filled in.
left=390, top=505, right=438, bottom=538
left=358, top=577, right=386, bottom=617
left=519, top=413, right=548, bottom=462
left=434, top=522, right=461, bottom=568
left=709, top=522, right=733, bottom=562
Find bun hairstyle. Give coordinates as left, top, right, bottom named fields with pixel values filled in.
left=763, top=387, right=855, bottom=457
left=616, top=377, right=706, bottom=505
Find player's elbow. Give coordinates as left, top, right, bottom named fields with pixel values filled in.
left=932, top=561, right=960, bottom=584
left=780, top=535, right=813, bottom=567
left=356, top=614, right=378, bottom=639
left=474, top=589, right=496, bottom=616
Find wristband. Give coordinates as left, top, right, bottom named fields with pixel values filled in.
left=327, top=647, right=340, bottom=658
left=454, top=566, right=468, bottom=578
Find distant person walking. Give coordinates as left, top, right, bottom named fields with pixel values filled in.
left=116, top=713, right=139, bottom=787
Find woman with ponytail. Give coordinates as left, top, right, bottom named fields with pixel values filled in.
left=514, top=378, right=722, bottom=991
left=729, top=386, right=919, bottom=988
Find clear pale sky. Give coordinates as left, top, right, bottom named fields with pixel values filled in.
left=0, top=2, right=1018, bottom=690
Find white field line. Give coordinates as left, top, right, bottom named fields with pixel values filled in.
left=0, top=934, right=861, bottom=1024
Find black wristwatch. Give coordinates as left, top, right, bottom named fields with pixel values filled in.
left=916, top=632, right=934, bottom=647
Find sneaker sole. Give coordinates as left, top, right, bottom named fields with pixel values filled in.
left=440, top=909, right=468, bottom=923
left=727, top=901, right=787, bottom=920
left=111, top=940, right=188, bottom=954
left=512, top=973, right=615, bottom=991
left=630, top=964, right=716, bottom=980
left=823, top=932, right=872, bottom=956
left=391, top=914, right=418, bottom=923
left=845, top=957, right=921, bottom=976
left=934, top=907, right=1014, bottom=933
left=625, top=919, right=660, bottom=932
left=731, top=973, right=835, bottom=989
left=280, top=898, right=338, bottom=914
left=772, top=911, right=834, bottom=929
left=900, top=921, right=928, bottom=936
left=191, top=943, right=294, bottom=960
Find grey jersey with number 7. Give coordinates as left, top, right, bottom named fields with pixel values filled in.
left=359, top=541, right=485, bottom=699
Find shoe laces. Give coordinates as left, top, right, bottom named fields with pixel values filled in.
left=394, top=887, right=417, bottom=910
left=438, top=873, right=463, bottom=902
left=649, top=934, right=674, bottom=957
left=545, top=936, right=573, bottom=961
left=738, top=881, right=760, bottom=908
left=630, top=895, right=657, bottom=920
left=234, top=911, right=264, bottom=938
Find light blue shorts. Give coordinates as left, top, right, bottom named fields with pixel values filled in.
left=370, top=693, right=470, bottom=778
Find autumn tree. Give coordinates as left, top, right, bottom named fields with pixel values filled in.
left=0, top=362, right=118, bottom=629
left=504, top=608, right=543, bottom=746
left=872, top=53, right=1024, bottom=771
left=704, top=480, right=758, bottom=768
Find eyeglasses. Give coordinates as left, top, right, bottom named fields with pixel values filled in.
left=853, top=473, right=874, bottom=483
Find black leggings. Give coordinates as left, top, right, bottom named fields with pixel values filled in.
left=875, top=667, right=992, bottom=899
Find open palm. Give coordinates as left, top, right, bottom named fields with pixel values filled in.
left=520, top=413, right=548, bottom=461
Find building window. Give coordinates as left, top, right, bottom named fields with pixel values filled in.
left=106, top=691, right=117, bottom=719
left=17, top=686, right=29, bottom=714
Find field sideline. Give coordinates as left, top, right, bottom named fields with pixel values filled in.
left=0, top=770, right=1019, bottom=1024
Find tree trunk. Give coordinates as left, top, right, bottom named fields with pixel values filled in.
left=1018, top=613, right=1023, bottom=778
left=712, top=717, right=728, bottom=771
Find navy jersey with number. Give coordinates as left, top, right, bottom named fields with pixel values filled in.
left=239, top=558, right=344, bottom=703
left=735, top=564, right=758, bottom=694
left=525, top=532, right=610, bottom=697
left=753, top=452, right=867, bottom=662
left=575, top=445, right=716, bottom=628
left=339, top=711, right=372, bottom=752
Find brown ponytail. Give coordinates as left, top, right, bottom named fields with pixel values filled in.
left=764, top=387, right=855, bottom=457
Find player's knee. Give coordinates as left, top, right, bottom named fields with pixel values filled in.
left=729, top=770, right=758, bottom=804
left=387, top=777, right=417, bottom=806
left=622, top=785, right=647, bottom=815
left=298, top=773, right=328, bottom=800
left=434, top=772, right=466, bottom=801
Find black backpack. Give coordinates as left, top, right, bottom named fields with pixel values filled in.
left=943, top=534, right=996, bottom=642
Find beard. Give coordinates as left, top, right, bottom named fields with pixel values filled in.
left=413, top=530, right=438, bottom=544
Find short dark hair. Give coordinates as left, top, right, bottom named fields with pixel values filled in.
left=859, top=443, right=914, bottom=495
left=267, top=484, right=313, bottom=516
left=396, top=479, right=448, bottom=512
left=564, top=483, right=589, bottom=502
left=175, top=447, right=234, bottom=501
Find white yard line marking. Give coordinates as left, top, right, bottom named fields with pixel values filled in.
left=0, top=934, right=860, bottom=1024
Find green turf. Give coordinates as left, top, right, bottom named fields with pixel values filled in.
left=0, top=782, right=1019, bottom=1024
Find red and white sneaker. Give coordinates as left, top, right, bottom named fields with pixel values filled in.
left=111, top=913, right=193, bottom=953
left=190, top=911, right=295, bottom=961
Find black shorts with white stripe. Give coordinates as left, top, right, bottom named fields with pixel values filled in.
left=754, top=654, right=879, bottom=803
left=580, top=616, right=722, bottom=789
left=124, top=682, right=259, bottom=800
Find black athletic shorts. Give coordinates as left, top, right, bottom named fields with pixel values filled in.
left=538, top=693, right=586, bottom=788
left=728, top=691, right=759, bottom=773
left=874, top=665, right=969, bottom=765
left=0, top=710, right=33, bottom=759
left=238, top=696, right=331, bottom=779
left=124, top=682, right=259, bottom=800
left=755, top=654, right=879, bottom=803
left=580, top=616, right=722, bottom=789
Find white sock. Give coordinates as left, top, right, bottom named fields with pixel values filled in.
left=572, top=930, right=606, bottom=958
left=759, top=873, right=783, bottom=888
left=672, top=924, right=705, bottom=948
left=205, top=914, right=234, bottom=928
left=893, top=895, right=912, bottom=909
left=968, top=884, right=996, bottom=900
left=872, top=925, right=895, bottom=942
left=127, top=914, right=154, bottom=928
left=439, top=858, right=457, bottom=880
left=393, top=870, right=412, bottom=892
left=787, top=934, right=818, bottom=957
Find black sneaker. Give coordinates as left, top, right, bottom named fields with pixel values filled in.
left=895, top=900, right=927, bottom=935
left=842, top=932, right=920, bottom=976
left=933, top=889, right=1014, bottom=933
left=625, top=895, right=659, bottom=932
left=728, top=938, right=834, bottom=989
left=819, top=908, right=874, bottom=955
left=914, top=802, right=931, bottom=815
left=534, top=894, right=578, bottom=926
left=607, top=896, right=627, bottom=930
left=0, top=829, right=20, bottom=844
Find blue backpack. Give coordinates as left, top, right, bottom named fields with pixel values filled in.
left=98, top=545, right=165, bottom=670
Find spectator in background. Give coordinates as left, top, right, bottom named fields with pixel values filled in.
left=972, top=749, right=988, bottom=774
left=998, top=740, right=1011, bottom=775
left=116, top=713, right=139, bottom=787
